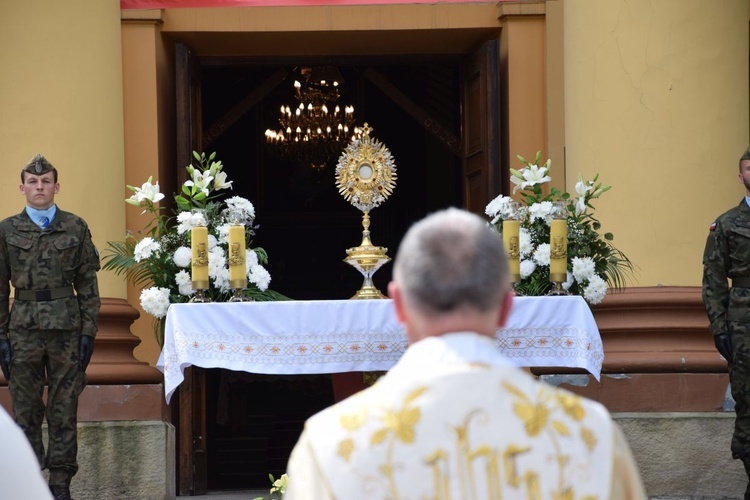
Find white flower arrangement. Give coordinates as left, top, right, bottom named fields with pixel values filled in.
left=103, top=151, right=288, bottom=343
left=486, top=151, right=635, bottom=304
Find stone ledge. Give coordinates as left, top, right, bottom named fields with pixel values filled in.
left=538, top=372, right=730, bottom=412
left=57, top=421, right=175, bottom=500
left=614, top=413, right=745, bottom=498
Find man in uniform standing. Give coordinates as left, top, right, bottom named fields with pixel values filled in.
left=0, top=155, right=100, bottom=500
left=703, top=146, right=750, bottom=499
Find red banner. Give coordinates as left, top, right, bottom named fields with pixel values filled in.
left=121, top=0, right=496, bottom=8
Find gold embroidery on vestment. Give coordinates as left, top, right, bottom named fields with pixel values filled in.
left=328, top=378, right=602, bottom=499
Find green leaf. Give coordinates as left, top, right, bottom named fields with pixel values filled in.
left=253, top=247, right=270, bottom=265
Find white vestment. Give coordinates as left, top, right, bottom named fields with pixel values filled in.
left=285, top=332, right=646, bottom=499
left=0, top=405, right=53, bottom=499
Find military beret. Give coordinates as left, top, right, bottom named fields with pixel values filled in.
left=23, top=154, right=56, bottom=176
left=741, top=147, right=750, bottom=162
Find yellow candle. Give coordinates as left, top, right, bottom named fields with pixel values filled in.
left=191, top=226, right=209, bottom=290
left=227, top=224, right=247, bottom=289
left=502, top=219, right=520, bottom=282
left=549, top=218, right=568, bottom=282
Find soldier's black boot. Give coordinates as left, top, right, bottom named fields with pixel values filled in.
left=49, top=484, right=72, bottom=500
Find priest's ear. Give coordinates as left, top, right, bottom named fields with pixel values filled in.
left=388, top=281, right=407, bottom=325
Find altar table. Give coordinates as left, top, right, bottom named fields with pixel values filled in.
left=156, top=295, right=603, bottom=403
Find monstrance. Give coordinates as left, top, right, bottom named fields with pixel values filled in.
left=335, top=123, right=397, bottom=299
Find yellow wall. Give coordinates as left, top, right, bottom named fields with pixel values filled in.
left=500, top=12, right=551, bottom=189
left=563, top=0, right=749, bottom=287
left=0, top=0, right=126, bottom=299
left=121, top=10, right=176, bottom=362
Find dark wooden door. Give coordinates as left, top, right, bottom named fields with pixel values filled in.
left=172, top=43, right=499, bottom=493
left=460, top=38, right=502, bottom=213
left=175, top=42, right=209, bottom=496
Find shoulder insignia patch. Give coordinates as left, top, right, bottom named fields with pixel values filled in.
left=709, top=222, right=717, bottom=231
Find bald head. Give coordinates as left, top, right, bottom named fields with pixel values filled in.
left=392, top=208, right=510, bottom=316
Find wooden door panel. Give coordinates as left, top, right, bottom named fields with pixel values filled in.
left=175, top=42, right=208, bottom=496
left=461, top=39, right=502, bottom=213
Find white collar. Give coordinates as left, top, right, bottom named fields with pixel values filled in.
left=393, top=332, right=515, bottom=371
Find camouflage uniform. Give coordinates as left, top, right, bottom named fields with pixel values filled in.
left=702, top=199, right=750, bottom=481
left=0, top=202, right=100, bottom=488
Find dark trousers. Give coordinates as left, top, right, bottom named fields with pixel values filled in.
left=8, top=329, right=86, bottom=487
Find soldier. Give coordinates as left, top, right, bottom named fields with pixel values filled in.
left=0, top=155, right=100, bottom=500
left=703, top=146, right=750, bottom=499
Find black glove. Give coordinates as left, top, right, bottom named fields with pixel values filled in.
left=0, top=338, right=12, bottom=381
left=78, top=335, right=94, bottom=372
left=714, top=332, right=733, bottom=362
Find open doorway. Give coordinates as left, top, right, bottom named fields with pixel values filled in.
left=171, top=30, right=503, bottom=491
left=200, top=61, right=464, bottom=300
left=196, top=59, right=463, bottom=490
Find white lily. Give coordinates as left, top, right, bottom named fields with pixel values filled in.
left=575, top=174, right=593, bottom=197
left=574, top=174, right=593, bottom=216
left=510, top=161, right=552, bottom=193
left=126, top=176, right=165, bottom=206
left=213, top=171, right=233, bottom=190
left=184, top=170, right=214, bottom=196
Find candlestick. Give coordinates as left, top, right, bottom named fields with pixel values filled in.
left=502, top=219, right=520, bottom=283
left=227, top=224, right=247, bottom=290
left=548, top=201, right=569, bottom=295
left=549, top=219, right=567, bottom=279
left=191, top=225, right=209, bottom=291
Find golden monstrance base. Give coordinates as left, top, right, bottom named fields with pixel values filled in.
left=344, top=247, right=391, bottom=300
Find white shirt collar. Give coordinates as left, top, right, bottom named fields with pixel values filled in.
left=25, top=205, right=57, bottom=228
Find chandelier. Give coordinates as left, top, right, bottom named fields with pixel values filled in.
left=265, top=67, right=358, bottom=169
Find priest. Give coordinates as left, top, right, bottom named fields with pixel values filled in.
left=285, top=207, right=646, bottom=499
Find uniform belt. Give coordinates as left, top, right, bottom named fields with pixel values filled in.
left=732, top=277, right=750, bottom=288
left=14, top=286, right=74, bottom=301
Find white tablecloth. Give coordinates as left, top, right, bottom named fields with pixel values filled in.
left=156, top=296, right=603, bottom=403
